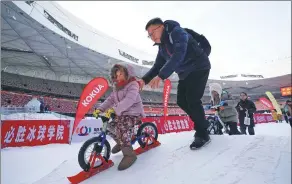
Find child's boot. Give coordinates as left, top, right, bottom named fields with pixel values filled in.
left=118, top=146, right=137, bottom=170
left=111, top=139, right=121, bottom=154
left=112, top=143, right=121, bottom=154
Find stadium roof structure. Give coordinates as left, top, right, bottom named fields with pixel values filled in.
left=205, top=75, right=291, bottom=97
left=1, top=1, right=146, bottom=83
left=1, top=1, right=291, bottom=98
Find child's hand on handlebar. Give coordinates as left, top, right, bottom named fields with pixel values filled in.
left=93, top=109, right=101, bottom=118
left=211, top=105, right=220, bottom=109
left=105, top=108, right=116, bottom=119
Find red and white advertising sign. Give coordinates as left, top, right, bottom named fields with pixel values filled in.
left=71, top=119, right=103, bottom=143
left=259, top=97, right=274, bottom=110
left=162, top=116, right=194, bottom=134
left=254, top=114, right=275, bottom=124
left=142, top=114, right=275, bottom=135
left=1, top=120, right=70, bottom=148
left=142, top=116, right=194, bottom=134
left=73, top=77, right=109, bottom=136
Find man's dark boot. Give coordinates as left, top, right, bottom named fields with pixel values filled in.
left=190, top=131, right=211, bottom=150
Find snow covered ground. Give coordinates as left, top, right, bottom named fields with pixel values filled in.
left=1, top=123, right=291, bottom=184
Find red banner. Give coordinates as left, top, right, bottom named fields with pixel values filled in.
left=73, top=77, right=109, bottom=135
left=142, top=114, right=275, bottom=135
left=1, top=120, right=70, bottom=148
left=142, top=115, right=194, bottom=134
left=254, top=113, right=275, bottom=124
left=259, top=97, right=274, bottom=110
left=162, top=116, right=194, bottom=134
left=163, top=79, right=171, bottom=120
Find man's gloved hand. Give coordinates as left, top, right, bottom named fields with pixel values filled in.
left=105, top=108, right=116, bottom=119
left=93, top=109, right=101, bottom=118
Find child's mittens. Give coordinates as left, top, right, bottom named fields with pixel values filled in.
left=93, top=109, right=101, bottom=118
left=105, top=108, right=116, bottom=119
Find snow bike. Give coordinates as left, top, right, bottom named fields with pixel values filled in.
left=207, top=105, right=229, bottom=135
left=67, top=113, right=160, bottom=184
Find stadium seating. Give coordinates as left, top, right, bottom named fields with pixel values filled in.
left=1, top=72, right=178, bottom=103
left=2, top=72, right=283, bottom=115
left=0, top=90, right=184, bottom=115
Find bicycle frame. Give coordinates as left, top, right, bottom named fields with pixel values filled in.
left=209, top=107, right=228, bottom=133
left=131, top=132, right=146, bottom=145
left=95, top=115, right=147, bottom=149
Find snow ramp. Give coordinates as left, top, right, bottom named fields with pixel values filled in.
left=33, top=132, right=291, bottom=184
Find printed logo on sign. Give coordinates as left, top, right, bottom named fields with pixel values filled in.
left=266, top=115, right=273, bottom=122
left=256, top=115, right=265, bottom=123
left=172, top=120, right=177, bottom=130
left=4, top=126, right=15, bottom=144
left=164, top=85, right=170, bottom=107
left=180, top=120, right=186, bottom=129
left=82, top=85, right=105, bottom=107
left=259, top=98, right=273, bottom=109
left=76, top=126, right=91, bottom=136
left=184, top=119, right=189, bottom=129
left=27, top=126, right=36, bottom=142
left=93, top=128, right=101, bottom=134
left=56, top=125, right=65, bottom=140
left=118, top=49, right=139, bottom=63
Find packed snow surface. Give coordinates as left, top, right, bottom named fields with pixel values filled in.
left=1, top=123, right=291, bottom=184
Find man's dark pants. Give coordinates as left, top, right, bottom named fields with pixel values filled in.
left=239, top=117, right=255, bottom=135
left=177, top=69, right=210, bottom=138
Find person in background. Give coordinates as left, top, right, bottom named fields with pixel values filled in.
left=236, top=92, right=257, bottom=135
left=271, top=109, right=279, bottom=123
left=284, top=100, right=292, bottom=127
left=277, top=112, right=283, bottom=123
left=209, top=83, right=241, bottom=135
left=218, top=101, right=241, bottom=135
left=283, top=100, right=291, bottom=124
left=39, top=99, right=45, bottom=113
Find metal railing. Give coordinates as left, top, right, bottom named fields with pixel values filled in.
left=0, top=106, right=39, bottom=115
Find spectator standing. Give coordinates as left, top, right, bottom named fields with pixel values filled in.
left=235, top=92, right=257, bottom=135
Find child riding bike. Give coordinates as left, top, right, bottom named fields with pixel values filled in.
left=208, top=83, right=241, bottom=135
left=93, top=63, right=145, bottom=171
left=216, top=101, right=241, bottom=135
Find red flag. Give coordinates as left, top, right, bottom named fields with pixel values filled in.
left=72, top=77, right=109, bottom=135
left=259, top=97, right=274, bottom=110
left=163, top=79, right=171, bottom=120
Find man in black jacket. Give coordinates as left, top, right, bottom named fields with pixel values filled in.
left=235, top=92, right=257, bottom=135
left=138, top=18, right=211, bottom=149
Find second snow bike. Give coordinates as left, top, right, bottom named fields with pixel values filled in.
left=206, top=105, right=229, bottom=135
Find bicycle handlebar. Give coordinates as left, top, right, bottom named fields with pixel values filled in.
left=210, top=105, right=221, bottom=110
left=94, top=114, right=110, bottom=122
